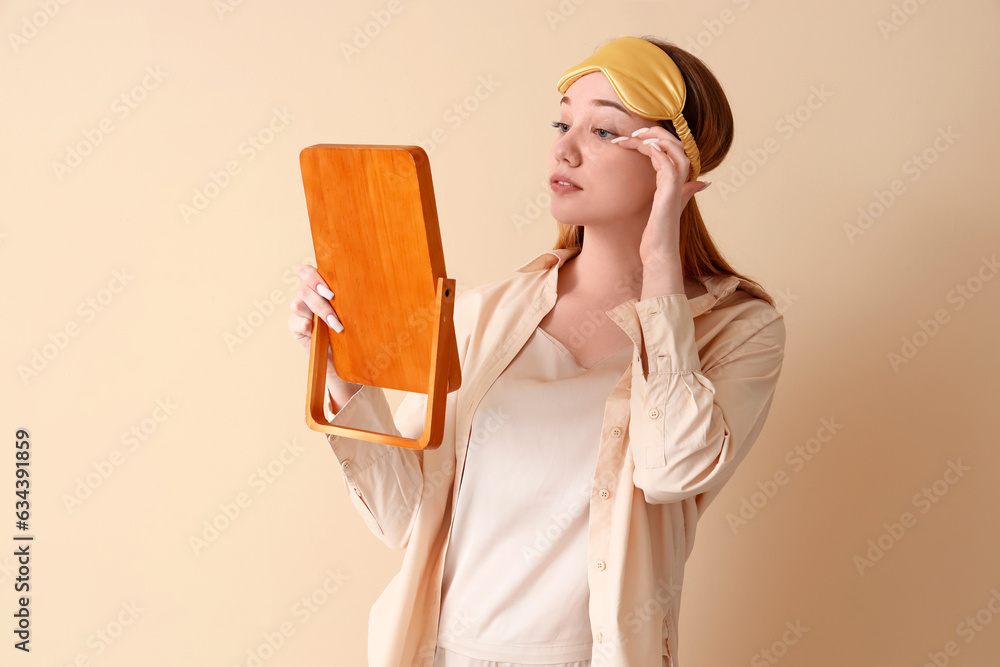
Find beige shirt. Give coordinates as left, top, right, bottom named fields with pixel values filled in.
left=436, top=325, right=632, bottom=665
left=323, top=246, right=786, bottom=667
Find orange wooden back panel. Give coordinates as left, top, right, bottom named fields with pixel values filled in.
left=300, top=144, right=461, bottom=393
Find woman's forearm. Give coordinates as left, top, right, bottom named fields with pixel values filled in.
left=327, top=374, right=362, bottom=414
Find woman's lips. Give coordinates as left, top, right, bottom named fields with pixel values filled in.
left=550, top=177, right=582, bottom=194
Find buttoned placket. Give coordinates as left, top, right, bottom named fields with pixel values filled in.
left=585, top=297, right=646, bottom=650
left=586, top=369, right=633, bottom=647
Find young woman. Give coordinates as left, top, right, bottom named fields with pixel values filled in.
left=288, top=35, right=786, bottom=667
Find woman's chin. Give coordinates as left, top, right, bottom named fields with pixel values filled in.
left=550, top=209, right=591, bottom=228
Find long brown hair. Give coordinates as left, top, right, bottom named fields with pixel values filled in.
left=553, top=35, right=764, bottom=291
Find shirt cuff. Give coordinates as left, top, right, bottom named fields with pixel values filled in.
left=635, top=294, right=702, bottom=374
left=322, top=383, right=400, bottom=473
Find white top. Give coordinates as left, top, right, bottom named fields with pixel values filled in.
left=435, top=325, right=633, bottom=666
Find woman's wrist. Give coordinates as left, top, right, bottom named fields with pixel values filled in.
left=639, top=249, right=685, bottom=299
left=326, top=375, right=362, bottom=414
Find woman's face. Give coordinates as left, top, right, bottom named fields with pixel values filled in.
left=548, top=71, right=659, bottom=230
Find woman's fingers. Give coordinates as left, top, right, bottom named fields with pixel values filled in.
left=615, top=126, right=692, bottom=181
left=612, top=126, right=713, bottom=221
left=298, top=284, right=344, bottom=333
left=293, top=264, right=345, bottom=333
left=288, top=264, right=351, bottom=385
left=298, top=263, right=335, bottom=297
left=634, top=128, right=682, bottom=166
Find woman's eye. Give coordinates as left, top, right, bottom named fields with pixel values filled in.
left=550, top=121, right=616, bottom=140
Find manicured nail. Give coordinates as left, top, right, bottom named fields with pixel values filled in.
left=642, top=138, right=660, bottom=145
left=650, top=144, right=662, bottom=152
left=631, top=127, right=650, bottom=137
left=700, top=181, right=712, bottom=191
left=611, top=136, right=628, bottom=144
left=316, top=283, right=334, bottom=299
left=326, top=313, right=344, bottom=333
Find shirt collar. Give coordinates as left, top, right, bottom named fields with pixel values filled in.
left=514, top=247, right=581, bottom=273
left=514, top=246, right=777, bottom=316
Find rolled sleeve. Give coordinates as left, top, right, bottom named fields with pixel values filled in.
left=323, top=385, right=425, bottom=550
left=628, top=298, right=786, bottom=505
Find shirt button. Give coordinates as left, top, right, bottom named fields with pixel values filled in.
left=599, top=488, right=610, bottom=499
left=649, top=408, right=660, bottom=419
left=595, top=559, right=606, bottom=571
left=610, top=427, right=622, bottom=437
left=341, top=461, right=351, bottom=471
left=626, top=384, right=631, bottom=391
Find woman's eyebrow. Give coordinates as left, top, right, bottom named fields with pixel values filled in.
left=560, top=95, right=631, bottom=116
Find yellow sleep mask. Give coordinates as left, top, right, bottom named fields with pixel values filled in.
left=557, top=36, right=702, bottom=180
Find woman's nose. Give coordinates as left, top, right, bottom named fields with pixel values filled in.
left=552, top=128, right=581, bottom=166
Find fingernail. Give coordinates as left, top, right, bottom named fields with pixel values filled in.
left=611, top=136, right=628, bottom=144
left=326, top=313, right=344, bottom=333
left=651, top=144, right=662, bottom=152
left=701, top=181, right=712, bottom=191
left=631, top=127, right=650, bottom=137
left=316, top=283, right=334, bottom=299
left=642, top=138, right=660, bottom=145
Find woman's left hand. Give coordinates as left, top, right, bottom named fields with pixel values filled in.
left=612, top=126, right=709, bottom=263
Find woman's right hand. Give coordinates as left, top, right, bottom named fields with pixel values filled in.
left=288, top=263, right=361, bottom=410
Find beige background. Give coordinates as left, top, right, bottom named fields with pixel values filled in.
left=3, top=0, right=999, bottom=664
